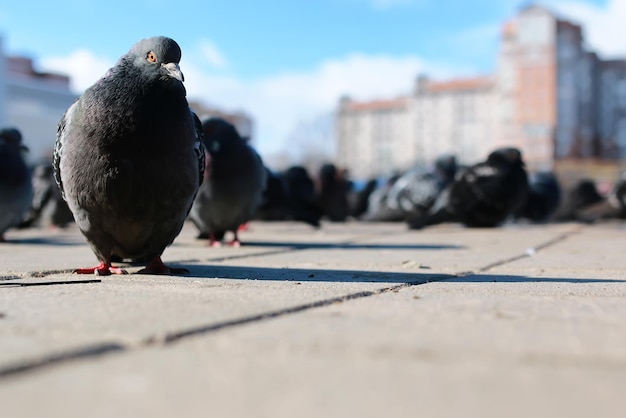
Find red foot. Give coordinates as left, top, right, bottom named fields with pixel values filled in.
left=238, top=223, right=249, bottom=232
left=227, top=232, right=241, bottom=247
left=74, top=262, right=128, bottom=276
left=209, top=233, right=221, bottom=247
left=137, top=256, right=189, bottom=275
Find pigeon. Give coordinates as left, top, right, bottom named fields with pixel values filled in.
left=0, top=128, right=33, bottom=241
left=408, top=147, right=529, bottom=229
left=389, top=154, right=458, bottom=223
left=281, top=165, right=323, bottom=227
left=348, top=178, right=378, bottom=219
left=188, top=117, right=267, bottom=247
left=317, top=163, right=350, bottom=222
left=54, top=36, right=204, bottom=275
left=21, top=161, right=74, bottom=228
left=254, top=166, right=292, bottom=221
left=551, top=179, right=605, bottom=222
left=361, top=173, right=403, bottom=221
left=572, top=172, right=626, bottom=222
left=514, top=171, right=561, bottom=223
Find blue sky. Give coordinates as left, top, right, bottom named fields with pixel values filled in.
left=0, top=0, right=621, bottom=160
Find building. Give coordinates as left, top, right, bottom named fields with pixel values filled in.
left=336, top=96, right=414, bottom=179
left=336, top=4, right=626, bottom=179
left=0, top=37, right=78, bottom=163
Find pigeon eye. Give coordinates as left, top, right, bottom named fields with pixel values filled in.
left=147, top=52, right=157, bottom=63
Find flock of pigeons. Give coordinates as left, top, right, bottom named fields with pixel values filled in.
left=1, top=36, right=626, bottom=276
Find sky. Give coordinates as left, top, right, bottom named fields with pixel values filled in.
left=0, top=0, right=623, bottom=160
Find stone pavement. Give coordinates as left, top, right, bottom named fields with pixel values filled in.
left=0, top=220, right=624, bottom=418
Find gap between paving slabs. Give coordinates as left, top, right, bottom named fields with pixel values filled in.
left=0, top=226, right=583, bottom=380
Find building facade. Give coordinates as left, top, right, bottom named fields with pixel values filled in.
left=0, top=37, right=78, bottom=163
left=336, top=5, right=626, bottom=179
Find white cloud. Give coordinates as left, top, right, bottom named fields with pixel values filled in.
left=40, top=49, right=113, bottom=92
left=185, top=53, right=453, bottom=157
left=551, top=0, right=626, bottom=58
left=39, top=48, right=459, bottom=159
left=196, top=39, right=228, bottom=70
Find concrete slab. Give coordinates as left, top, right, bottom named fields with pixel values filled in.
left=0, top=220, right=625, bottom=418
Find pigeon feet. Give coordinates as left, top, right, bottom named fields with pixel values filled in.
left=138, top=257, right=189, bottom=275
left=74, top=262, right=128, bottom=276
left=227, top=238, right=241, bottom=247
left=208, top=232, right=222, bottom=247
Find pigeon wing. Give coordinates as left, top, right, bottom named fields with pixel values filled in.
left=53, top=100, right=78, bottom=201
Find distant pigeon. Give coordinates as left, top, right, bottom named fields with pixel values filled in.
left=408, top=147, right=529, bottom=229
left=348, top=178, right=378, bottom=219
left=189, top=117, right=267, bottom=247
left=21, top=161, right=74, bottom=228
left=389, top=154, right=458, bottom=223
left=254, top=167, right=292, bottom=221
left=281, top=165, right=323, bottom=227
left=317, top=163, right=350, bottom=222
left=514, top=171, right=561, bottom=223
left=552, top=179, right=605, bottom=222
left=572, top=172, right=626, bottom=222
left=361, top=173, right=403, bottom=221
left=0, top=128, right=33, bottom=241
left=54, top=36, right=204, bottom=275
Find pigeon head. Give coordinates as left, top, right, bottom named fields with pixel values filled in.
left=487, top=147, right=524, bottom=167
left=434, top=153, right=457, bottom=181
left=319, top=163, right=338, bottom=184
left=201, top=118, right=241, bottom=155
left=0, top=127, right=28, bottom=152
left=128, top=36, right=184, bottom=83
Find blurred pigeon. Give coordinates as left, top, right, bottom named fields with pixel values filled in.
left=281, top=165, right=323, bottom=227
left=0, top=128, right=33, bottom=241
left=317, top=163, right=350, bottom=222
left=552, top=179, right=605, bottom=222
left=254, top=166, right=292, bottom=221
left=21, top=161, right=74, bottom=228
left=348, top=178, right=378, bottom=219
left=189, top=117, right=267, bottom=247
left=514, top=171, right=561, bottom=223
left=573, top=172, right=626, bottom=222
left=361, top=173, right=403, bottom=221
left=54, top=36, right=204, bottom=275
left=389, top=154, right=458, bottom=223
left=409, top=147, right=529, bottom=229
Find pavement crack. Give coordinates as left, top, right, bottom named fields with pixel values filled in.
left=0, top=275, right=451, bottom=380
left=0, top=279, right=102, bottom=288
left=148, top=277, right=450, bottom=346
left=0, top=343, right=126, bottom=379
left=477, top=226, right=584, bottom=273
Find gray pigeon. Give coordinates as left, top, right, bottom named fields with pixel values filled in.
left=189, top=117, right=266, bottom=247
left=54, top=36, right=204, bottom=275
left=0, top=128, right=33, bottom=241
left=22, top=161, right=74, bottom=228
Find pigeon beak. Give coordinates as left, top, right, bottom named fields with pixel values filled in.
left=163, top=62, right=184, bottom=82
left=20, top=144, right=29, bottom=152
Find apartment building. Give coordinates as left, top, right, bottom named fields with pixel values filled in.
left=336, top=4, right=626, bottom=178
left=0, top=37, right=77, bottom=163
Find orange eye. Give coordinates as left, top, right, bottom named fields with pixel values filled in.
left=147, top=51, right=157, bottom=63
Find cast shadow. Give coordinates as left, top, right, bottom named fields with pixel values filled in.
left=181, top=264, right=624, bottom=285
left=239, top=241, right=463, bottom=250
